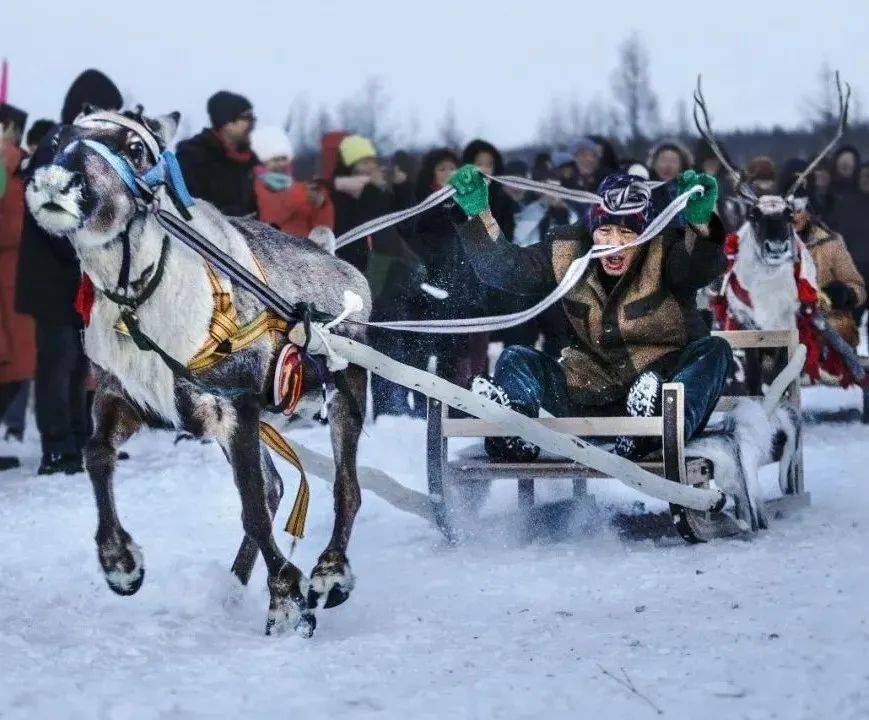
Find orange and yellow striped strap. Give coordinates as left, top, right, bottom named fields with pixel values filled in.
left=259, top=421, right=310, bottom=540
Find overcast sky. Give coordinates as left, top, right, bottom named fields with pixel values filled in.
left=2, top=0, right=867, bottom=150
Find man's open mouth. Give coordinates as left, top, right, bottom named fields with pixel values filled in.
left=603, top=254, right=627, bottom=273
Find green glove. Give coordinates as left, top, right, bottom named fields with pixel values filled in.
left=448, top=164, right=489, bottom=217
left=678, top=170, right=718, bottom=225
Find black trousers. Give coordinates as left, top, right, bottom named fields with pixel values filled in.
left=34, top=323, right=89, bottom=455
left=0, top=382, right=25, bottom=424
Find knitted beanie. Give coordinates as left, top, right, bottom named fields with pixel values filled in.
left=338, top=135, right=377, bottom=168
left=207, top=91, right=253, bottom=129
left=585, top=173, right=652, bottom=235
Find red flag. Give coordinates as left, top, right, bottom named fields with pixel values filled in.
left=0, top=59, right=7, bottom=104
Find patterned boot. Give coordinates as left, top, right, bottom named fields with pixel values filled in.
left=472, top=376, right=541, bottom=463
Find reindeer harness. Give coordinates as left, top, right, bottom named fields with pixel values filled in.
left=69, top=112, right=313, bottom=540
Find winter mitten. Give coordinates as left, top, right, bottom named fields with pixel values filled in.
left=821, top=281, right=856, bottom=311
left=448, top=164, right=489, bottom=217
left=678, top=170, right=718, bottom=226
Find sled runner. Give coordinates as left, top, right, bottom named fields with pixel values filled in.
left=426, top=330, right=807, bottom=543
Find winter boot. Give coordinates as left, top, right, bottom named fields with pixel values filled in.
left=614, top=371, right=664, bottom=461
left=38, top=452, right=84, bottom=476
left=472, top=376, right=541, bottom=463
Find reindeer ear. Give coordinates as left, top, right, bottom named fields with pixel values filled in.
left=151, top=111, right=181, bottom=148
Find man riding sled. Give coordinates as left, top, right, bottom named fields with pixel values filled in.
left=447, top=165, right=731, bottom=461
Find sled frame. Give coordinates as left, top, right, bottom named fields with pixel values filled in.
left=426, top=330, right=807, bottom=543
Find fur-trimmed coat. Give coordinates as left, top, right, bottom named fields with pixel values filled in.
left=458, top=214, right=727, bottom=406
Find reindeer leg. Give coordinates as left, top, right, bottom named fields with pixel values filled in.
left=309, top=364, right=366, bottom=610
left=85, top=385, right=144, bottom=596
left=225, top=396, right=314, bottom=636
left=230, top=447, right=284, bottom=586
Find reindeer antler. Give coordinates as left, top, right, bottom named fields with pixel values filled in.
left=693, top=75, right=757, bottom=202
left=785, top=71, right=851, bottom=198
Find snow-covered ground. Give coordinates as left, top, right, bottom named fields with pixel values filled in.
left=1, top=387, right=868, bottom=720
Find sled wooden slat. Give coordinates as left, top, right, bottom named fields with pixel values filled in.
left=442, top=415, right=663, bottom=437
left=426, top=328, right=806, bottom=543
left=711, top=329, right=797, bottom=350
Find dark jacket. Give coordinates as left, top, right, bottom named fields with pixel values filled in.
left=461, top=139, right=517, bottom=241
left=457, top=214, right=727, bottom=405
left=829, top=188, right=869, bottom=281
left=17, top=69, right=123, bottom=325
left=15, top=128, right=83, bottom=324
left=175, top=129, right=258, bottom=216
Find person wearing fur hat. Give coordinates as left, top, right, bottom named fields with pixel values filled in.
left=176, top=90, right=258, bottom=216
left=251, top=126, right=334, bottom=238
left=448, top=165, right=730, bottom=462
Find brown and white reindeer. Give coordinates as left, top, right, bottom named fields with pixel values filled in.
left=697, top=76, right=862, bottom=387
left=25, top=106, right=372, bottom=637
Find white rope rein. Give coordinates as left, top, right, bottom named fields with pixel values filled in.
left=357, top=181, right=703, bottom=334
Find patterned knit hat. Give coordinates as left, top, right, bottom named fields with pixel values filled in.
left=585, top=173, right=652, bottom=234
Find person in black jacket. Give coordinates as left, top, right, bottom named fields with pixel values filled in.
left=16, top=68, right=123, bottom=474
left=402, top=149, right=490, bottom=395
left=175, top=91, right=258, bottom=216
left=330, top=135, right=427, bottom=417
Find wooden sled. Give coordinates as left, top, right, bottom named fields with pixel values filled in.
left=426, top=330, right=808, bottom=543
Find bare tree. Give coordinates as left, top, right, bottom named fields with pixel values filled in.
left=802, top=61, right=840, bottom=130
left=611, top=32, right=659, bottom=155
left=437, top=98, right=463, bottom=150
left=670, top=98, right=691, bottom=139
left=584, top=96, right=621, bottom=139
left=284, top=95, right=334, bottom=155
left=336, top=76, right=399, bottom=153
left=537, top=94, right=585, bottom=148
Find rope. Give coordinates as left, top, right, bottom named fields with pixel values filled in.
left=365, top=183, right=702, bottom=334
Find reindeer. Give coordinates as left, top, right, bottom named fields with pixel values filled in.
left=25, top=106, right=372, bottom=637
left=695, top=76, right=860, bottom=388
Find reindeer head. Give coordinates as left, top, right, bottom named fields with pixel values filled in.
left=693, top=74, right=850, bottom=266
left=26, top=106, right=180, bottom=245
left=746, top=195, right=797, bottom=265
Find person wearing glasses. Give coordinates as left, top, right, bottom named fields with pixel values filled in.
left=176, top=91, right=258, bottom=217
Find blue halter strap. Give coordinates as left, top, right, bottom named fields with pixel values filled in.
left=65, top=118, right=194, bottom=210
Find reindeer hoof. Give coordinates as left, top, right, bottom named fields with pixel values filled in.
left=308, top=553, right=355, bottom=610
left=266, top=565, right=314, bottom=637
left=98, top=537, right=145, bottom=596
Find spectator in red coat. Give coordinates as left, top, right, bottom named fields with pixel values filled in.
left=0, top=106, right=36, bottom=470
left=251, top=126, right=334, bottom=238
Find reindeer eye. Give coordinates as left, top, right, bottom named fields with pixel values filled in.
left=127, top=140, right=145, bottom=163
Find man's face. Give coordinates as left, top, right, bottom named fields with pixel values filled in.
left=473, top=151, right=495, bottom=176
left=575, top=147, right=600, bottom=176
left=653, top=149, right=682, bottom=182
left=352, top=156, right=380, bottom=177
left=594, top=225, right=639, bottom=277
left=433, top=159, right=457, bottom=187
left=791, top=209, right=810, bottom=233
left=836, top=151, right=857, bottom=179
left=222, top=111, right=255, bottom=147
